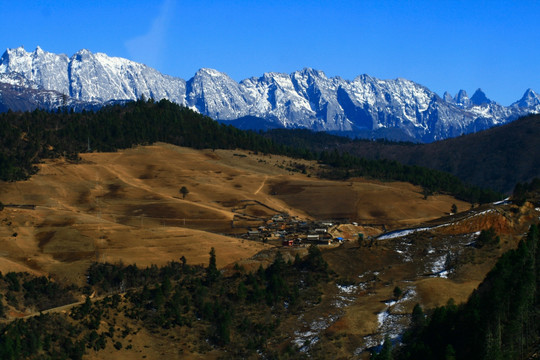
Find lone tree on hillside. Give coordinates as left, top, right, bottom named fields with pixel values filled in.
left=451, top=204, right=457, bottom=214
left=393, top=286, right=403, bottom=299
left=206, top=247, right=220, bottom=284
left=357, top=233, right=364, bottom=247
left=180, top=186, right=189, bottom=199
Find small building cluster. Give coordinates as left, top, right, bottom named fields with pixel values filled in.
left=242, top=212, right=347, bottom=247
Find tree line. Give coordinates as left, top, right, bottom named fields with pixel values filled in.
left=0, top=246, right=331, bottom=359
left=513, top=177, right=540, bottom=205
left=0, top=99, right=500, bottom=203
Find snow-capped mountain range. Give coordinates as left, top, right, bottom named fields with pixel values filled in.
left=1, top=46, right=539, bottom=142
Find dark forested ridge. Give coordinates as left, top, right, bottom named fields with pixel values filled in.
left=0, top=99, right=289, bottom=181
left=265, top=115, right=540, bottom=194
left=0, top=99, right=500, bottom=203
left=332, top=114, right=540, bottom=194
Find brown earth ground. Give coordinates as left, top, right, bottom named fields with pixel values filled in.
left=0, top=142, right=468, bottom=285
left=5, top=143, right=534, bottom=359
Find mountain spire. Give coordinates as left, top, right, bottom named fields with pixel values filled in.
left=470, top=88, right=494, bottom=106
left=454, top=90, right=471, bottom=107
left=443, top=91, right=454, bottom=103
left=513, top=88, right=540, bottom=108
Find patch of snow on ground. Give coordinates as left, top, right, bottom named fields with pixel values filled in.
left=360, top=336, right=383, bottom=354
left=438, top=270, right=449, bottom=278
left=292, top=330, right=319, bottom=352
left=430, top=255, right=447, bottom=275
left=395, top=249, right=412, bottom=262
left=377, top=223, right=450, bottom=240
left=337, top=284, right=357, bottom=294
left=472, top=209, right=496, bottom=217
left=493, top=197, right=510, bottom=205
left=395, top=241, right=414, bottom=262
left=294, top=282, right=365, bottom=352
left=334, top=283, right=360, bottom=308
left=377, top=227, right=431, bottom=240
left=359, top=288, right=417, bottom=354
left=393, top=288, right=417, bottom=312
left=292, top=315, right=340, bottom=352
left=358, top=271, right=372, bottom=280
left=377, top=310, right=390, bottom=328
left=375, top=310, right=408, bottom=344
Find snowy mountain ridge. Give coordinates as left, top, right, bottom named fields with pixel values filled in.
left=1, top=46, right=539, bottom=142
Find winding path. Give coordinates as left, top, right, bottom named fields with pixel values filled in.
left=254, top=176, right=268, bottom=195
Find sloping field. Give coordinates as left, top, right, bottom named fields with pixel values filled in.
left=269, top=177, right=468, bottom=227
left=0, top=143, right=467, bottom=283
left=3, top=142, right=538, bottom=359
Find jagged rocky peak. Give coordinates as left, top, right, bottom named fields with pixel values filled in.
left=443, top=91, right=455, bottom=103
left=1, top=46, right=27, bottom=60
left=0, top=46, right=30, bottom=73
left=0, top=46, right=70, bottom=95
left=455, top=89, right=471, bottom=107
left=32, top=45, right=51, bottom=58
left=348, top=73, right=376, bottom=88
left=187, top=67, right=247, bottom=119
left=189, top=68, right=240, bottom=90
left=296, top=67, right=327, bottom=78
left=189, top=68, right=240, bottom=88
left=470, top=88, right=494, bottom=106
left=72, top=48, right=94, bottom=60
left=1, top=46, right=68, bottom=66
left=291, top=68, right=336, bottom=97
left=194, top=67, right=229, bottom=78
left=1, top=46, right=540, bottom=142
left=514, top=88, right=540, bottom=108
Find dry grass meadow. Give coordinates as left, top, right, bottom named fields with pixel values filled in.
left=2, top=142, right=539, bottom=358
left=0, top=143, right=469, bottom=284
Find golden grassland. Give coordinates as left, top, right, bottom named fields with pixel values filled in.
left=0, top=142, right=468, bottom=284
left=3, top=143, right=537, bottom=358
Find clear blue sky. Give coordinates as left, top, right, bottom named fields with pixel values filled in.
left=1, top=0, right=539, bottom=105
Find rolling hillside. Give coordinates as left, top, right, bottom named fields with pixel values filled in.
left=0, top=143, right=469, bottom=282
left=0, top=142, right=539, bottom=358
left=343, top=114, right=540, bottom=193
left=266, top=114, right=540, bottom=193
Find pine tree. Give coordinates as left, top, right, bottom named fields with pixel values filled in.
left=206, top=247, right=220, bottom=284
left=0, top=295, right=5, bottom=318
